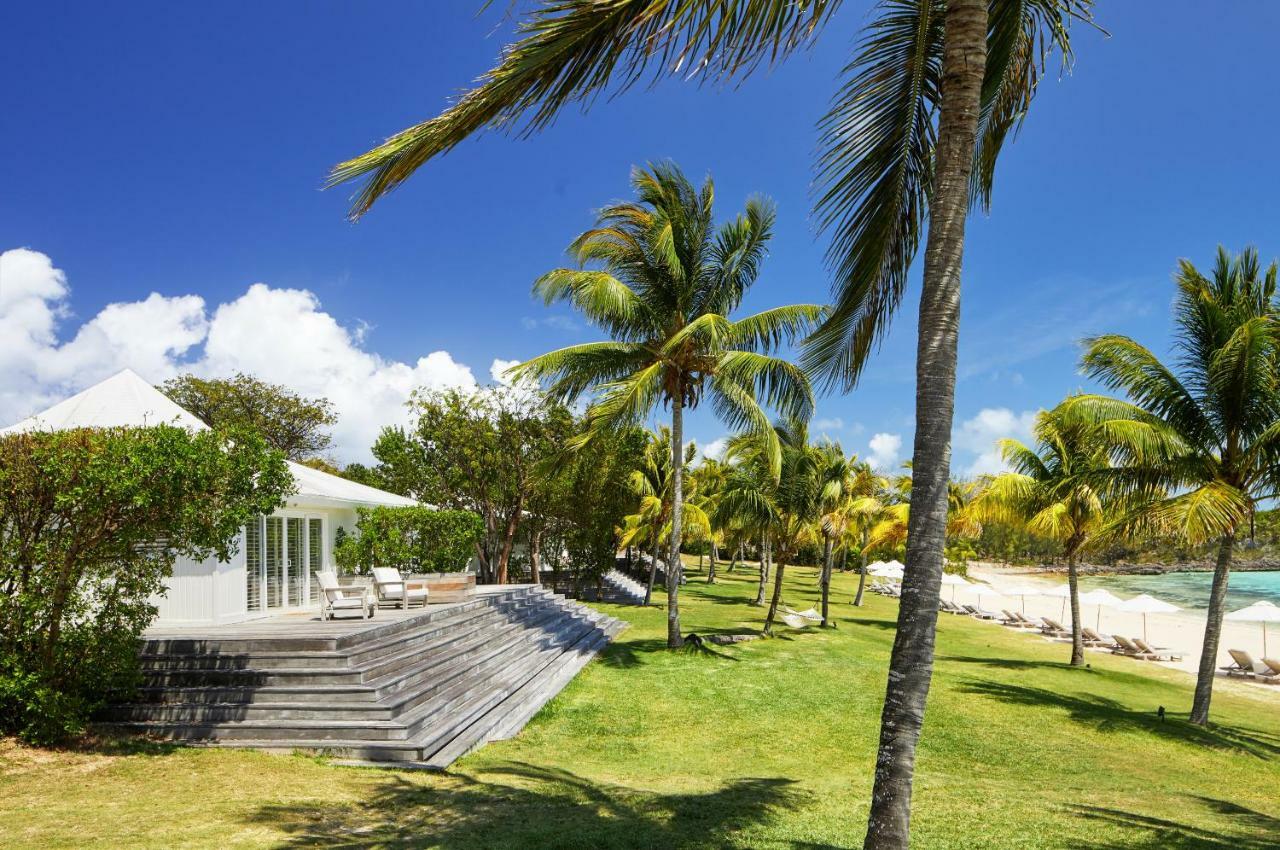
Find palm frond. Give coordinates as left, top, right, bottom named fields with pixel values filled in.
left=804, top=0, right=942, bottom=389
left=329, top=1, right=842, bottom=218
left=730, top=304, right=826, bottom=353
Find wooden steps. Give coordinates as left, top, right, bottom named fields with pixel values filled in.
left=103, top=585, right=626, bottom=767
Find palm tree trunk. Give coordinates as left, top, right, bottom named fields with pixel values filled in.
left=854, top=542, right=869, bottom=607
left=667, top=393, right=685, bottom=648
left=763, top=559, right=787, bottom=636
left=530, top=526, right=543, bottom=586
left=644, top=537, right=660, bottom=607
left=708, top=540, right=718, bottom=584
left=1191, top=532, right=1236, bottom=725
left=1066, top=548, right=1083, bottom=666
left=863, top=2, right=987, bottom=847
left=821, top=535, right=833, bottom=627
left=754, top=537, right=770, bottom=606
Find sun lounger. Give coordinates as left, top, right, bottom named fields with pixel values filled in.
left=1133, top=638, right=1184, bottom=661
left=1039, top=617, right=1072, bottom=638
left=962, top=604, right=998, bottom=620
left=1258, top=658, right=1280, bottom=683
left=939, top=600, right=965, bottom=614
left=1222, top=649, right=1258, bottom=677
left=1000, top=609, right=1035, bottom=627
left=1081, top=628, right=1114, bottom=648
left=1014, top=612, right=1042, bottom=629
left=1112, top=636, right=1156, bottom=660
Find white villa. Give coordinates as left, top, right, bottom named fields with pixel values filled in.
left=0, top=369, right=418, bottom=627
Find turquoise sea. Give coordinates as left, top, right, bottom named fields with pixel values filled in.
left=1078, top=570, right=1280, bottom=612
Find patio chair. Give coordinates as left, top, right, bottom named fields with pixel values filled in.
left=1222, top=649, right=1258, bottom=677
left=1111, top=636, right=1155, bottom=659
left=962, top=604, right=998, bottom=620
left=1133, top=638, right=1184, bottom=661
left=1081, top=628, right=1114, bottom=648
left=372, top=567, right=429, bottom=609
left=1039, top=618, right=1072, bottom=638
left=938, top=600, right=964, bottom=614
left=1014, top=612, right=1042, bottom=629
left=314, top=570, right=373, bottom=621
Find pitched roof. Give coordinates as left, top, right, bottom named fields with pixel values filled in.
left=1, top=369, right=417, bottom=510
left=0, top=369, right=208, bottom=434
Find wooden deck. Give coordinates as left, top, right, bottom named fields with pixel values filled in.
left=143, top=585, right=532, bottom=643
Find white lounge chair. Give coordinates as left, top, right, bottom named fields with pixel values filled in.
left=314, top=570, right=373, bottom=621
left=372, top=567, right=429, bottom=609
left=1222, top=649, right=1258, bottom=676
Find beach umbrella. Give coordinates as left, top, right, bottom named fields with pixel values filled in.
left=941, top=572, right=970, bottom=601
left=1078, top=588, right=1125, bottom=631
left=1040, top=584, right=1071, bottom=620
left=999, top=584, right=1042, bottom=614
left=870, top=563, right=904, bottom=581
left=1115, top=593, right=1179, bottom=641
left=1225, top=600, right=1280, bottom=656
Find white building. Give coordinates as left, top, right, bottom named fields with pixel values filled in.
left=0, top=369, right=417, bottom=627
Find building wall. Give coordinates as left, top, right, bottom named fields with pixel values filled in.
left=150, top=504, right=364, bottom=626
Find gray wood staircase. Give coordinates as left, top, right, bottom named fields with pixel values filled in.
left=103, top=586, right=626, bottom=767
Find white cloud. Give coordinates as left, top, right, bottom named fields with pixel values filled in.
left=699, top=437, right=728, bottom=462
left=489, top=358, right=522, bottom=385
left=812, top=416, right=844, bottom=432
left=953, top=407, right=1038, bottom=477
left=868, top=432, right=903, bottom=471
left=0, top=248, right=506, bottom=463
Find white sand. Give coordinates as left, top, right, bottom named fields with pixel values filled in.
left=939, top=569, right=1280, bottom=703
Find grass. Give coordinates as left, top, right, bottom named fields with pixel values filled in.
left=2, top=562, right=1279, bottom=848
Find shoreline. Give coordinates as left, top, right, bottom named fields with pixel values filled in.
left=952, top=568, right=1280, bottom=702
left=969, top=559, right=1280, bottom=577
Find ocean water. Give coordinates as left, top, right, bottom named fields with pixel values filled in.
left=1079, top=570, right=1280, bottom=612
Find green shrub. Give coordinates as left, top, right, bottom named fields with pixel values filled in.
left=0, top=426, right=290, bottom=745
left=334, top=506, right=482, bottom=574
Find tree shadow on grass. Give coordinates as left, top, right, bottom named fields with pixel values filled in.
left=958, top=680, right=1280, bottom=759
left=245, top=761, right=826, bottom=849
left=74, top=729, right=183, bottom=758
left=1068, top=795, right=1280, bottom=849
left=939, top=654, right=1077, bottom=671
left=842, top=617, right=898, bottom=631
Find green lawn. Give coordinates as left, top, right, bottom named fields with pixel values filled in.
left=3, top=563, right=1278, bottom=849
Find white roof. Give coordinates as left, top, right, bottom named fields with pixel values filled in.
left=0, top=369, right=209, bottom=434
left=1, top=369, right=416, bottom=510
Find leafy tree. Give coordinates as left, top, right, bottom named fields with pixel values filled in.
left=326, top=1, right=1093, bottom=842
left=817, top=450, right=883, bottom=619
left=0, top=426, right=290, bottom=743
left=511, top=163, right=816, bottom=648
left=973, top=403, right=1119, bottom=665
left=160, top=373, right=336, bottom=461
left=691, top=458, right=729, bottom=583
left=1068, top=246, right=1280, bottom=725
left=333, top=506, right=483, bottom=575
left=370, top=385, right=574, bottom=584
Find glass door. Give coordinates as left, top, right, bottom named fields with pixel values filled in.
left=308, top=518, right=323, bottom=603
left=265, top=516, right=284, bottom=609
left=286, top=517, right=304, bottom=606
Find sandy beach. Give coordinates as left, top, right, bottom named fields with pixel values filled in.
left=940, top=568, right=1280, bottom=704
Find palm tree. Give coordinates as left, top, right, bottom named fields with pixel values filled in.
left=691, top=458, right=729, bottom=583
left=1068, top=247, right=1280, bottom=725
left=973, top=404, right=1116, bottom=666
left=618, top=427, right=699, bottom=606
left=816, top=447, right=883, bottom=624
left=511, top=163, right=816, bottom=649
left=719, top=420, right=823, bottom=635
left=326, top=2, right=1092, bottom=843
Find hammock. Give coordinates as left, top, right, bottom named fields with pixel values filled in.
left=782, top=605, right=822, bottom=626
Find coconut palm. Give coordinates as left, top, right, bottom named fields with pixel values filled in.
left=510, top=163, right=816, bottom=649
left=816, top=447, right=884, bottom=624
left=1067, top=246, right=1280, bottom=725
left=618, top=427, right=698, bottom=606
left=719, top=420, right=824, bottom=635
left=691, top=458, right=729, bottom=583
left=327, top=2, right=1092, bottom=842
left=972, top=404, right=1116, bottom=665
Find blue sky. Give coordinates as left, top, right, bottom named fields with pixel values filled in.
left=3, top=1, right=1279, bottom=468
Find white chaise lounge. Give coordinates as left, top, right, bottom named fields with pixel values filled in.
left=373, top=567, right=429, bottom=609
left=314, top=570, right=374, bottom=621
